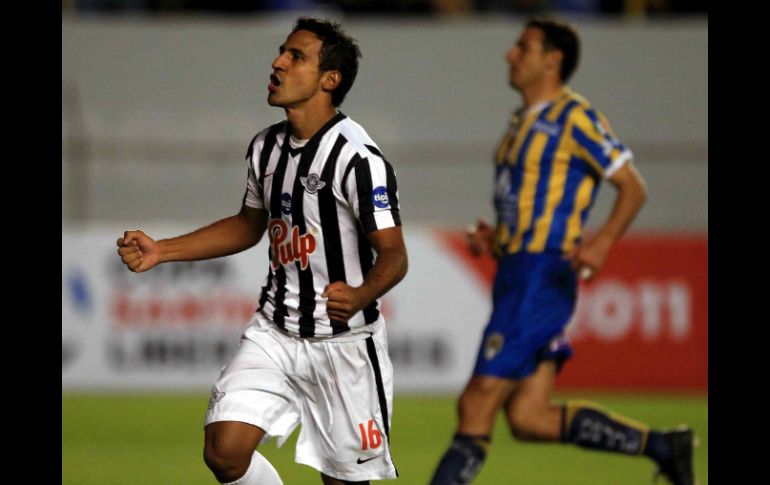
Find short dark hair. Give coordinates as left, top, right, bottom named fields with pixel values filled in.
left=526, top=18, right=580, bottom=83
left=292, top=17, right=362, bottom=107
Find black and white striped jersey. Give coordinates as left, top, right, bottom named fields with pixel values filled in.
left=243, top=112, right=402, bottom=338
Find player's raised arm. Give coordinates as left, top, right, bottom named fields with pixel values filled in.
left=566, top=162, right=647, bottom=281
left=323, top=226, right=408, bottom=323
left=116, top=204, right=268, bottom=273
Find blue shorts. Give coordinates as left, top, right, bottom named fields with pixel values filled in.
left=472, top=252, right=577, bottom=380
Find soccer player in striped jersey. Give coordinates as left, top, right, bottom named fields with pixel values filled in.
left=429, top=18, right=696, bottom=485
left=116, top=18, right=408, bottom=485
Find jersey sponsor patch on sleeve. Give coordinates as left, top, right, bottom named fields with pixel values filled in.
left=372, top=186, right=390, bottom=209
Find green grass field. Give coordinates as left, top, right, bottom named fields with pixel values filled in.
left=62, top=392, right=707, bottom=484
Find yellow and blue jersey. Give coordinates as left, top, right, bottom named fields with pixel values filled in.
left=493, top=88, right=632, bottom=257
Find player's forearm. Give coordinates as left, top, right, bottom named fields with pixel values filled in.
left=594, top=174, right=648, bottom=246
left=157, top=214, right=262, bottom=264
left=357, top=248, right=409, bottom=305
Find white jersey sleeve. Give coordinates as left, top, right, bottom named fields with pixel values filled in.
left=343, top=150, right=401, bottom=233
left=244, top=131, right=267, bottom=209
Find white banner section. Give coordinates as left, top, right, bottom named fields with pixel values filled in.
left=63, top=226, right=490, bottom=393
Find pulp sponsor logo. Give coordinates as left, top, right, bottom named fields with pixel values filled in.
left=269, top=219, right=317, bottom=270
left=372, top=186, right=389, bottom=209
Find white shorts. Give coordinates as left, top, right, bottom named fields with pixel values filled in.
left=204, top=312, right=398, bottom=482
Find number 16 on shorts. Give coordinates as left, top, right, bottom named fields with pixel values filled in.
left=358, top=419, right=382, bottom=450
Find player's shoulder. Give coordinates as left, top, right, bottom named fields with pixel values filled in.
left=563, top=89, right=594, bottom=116
left=563, top=88, right=609, bottom=127
left=246, top=120, right=287, bottom=159
left=335, top=116, right=386, bottom=163
left=255, top=120, right=288, bottom=144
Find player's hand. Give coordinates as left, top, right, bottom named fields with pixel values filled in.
left=116, top=230, right=161, bottom=273
left=565, top=236, right=612, bottom=282
left=466, top=219, right=494, bottom=257
left=322, top=281, right=368, bottom=323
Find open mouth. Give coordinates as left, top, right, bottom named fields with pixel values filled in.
left=268, top=73, right=282, bottom=93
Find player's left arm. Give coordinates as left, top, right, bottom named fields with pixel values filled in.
left=323, top=226, right=408, bottom=322
left=567, top=162, right=648, bottom=280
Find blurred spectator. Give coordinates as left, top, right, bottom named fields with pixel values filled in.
left=65, top=0, right=706, bottom=16
left=335, top=0, right=434, bottom=13
left=599, top=0, right=707, bottom=14
left=475, top=0, right=552, bottom=13
left=73, top=0, right=155, bottom=11
left=646, top=0, right=707, bottom=14
left=184, top=0, right=332, bottom=11
left=554, top=0, right=600, bottom=13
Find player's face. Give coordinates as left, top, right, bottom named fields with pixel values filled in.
left=268, top=30, right=326, bottom=108
left=506, top=27, right=551, bottom=91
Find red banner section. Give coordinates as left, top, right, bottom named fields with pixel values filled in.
left=438, top=231, right=708, bottom=392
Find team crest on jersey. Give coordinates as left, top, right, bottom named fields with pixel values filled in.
left=484, top=332, right=505, bottom=361
left=300, top=173, right=326, bottom=194
left=269, top=219, right=317, bottom=270
left=372, top=186, right=390, bottom=209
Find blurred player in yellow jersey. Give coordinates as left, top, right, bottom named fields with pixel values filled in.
left=429, top=18, right=696, bottom=485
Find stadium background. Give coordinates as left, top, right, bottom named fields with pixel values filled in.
left=62, top=2, right=707, bottom=483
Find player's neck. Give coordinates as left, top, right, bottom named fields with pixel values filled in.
left=521, top=81, right=564, bottom=109
left=284, top=103, right=338, bottom=140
